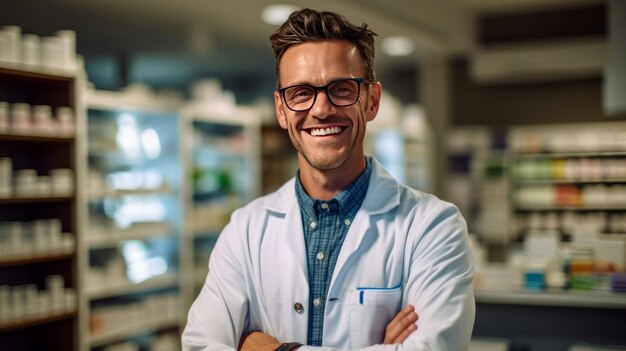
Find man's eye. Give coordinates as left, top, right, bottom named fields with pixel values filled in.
left=330, top=85, right=353, bottom=96
left=294, top=90, right=312, bottom=97
left=290, top=88, right=314, bottom=99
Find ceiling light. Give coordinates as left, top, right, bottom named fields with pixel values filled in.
left=381, top=36, right=415, bottom=57
left=261, top=4, right=300, bottom=25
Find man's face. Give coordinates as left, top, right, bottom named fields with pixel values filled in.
left=274, top=40, right=381, bottom=172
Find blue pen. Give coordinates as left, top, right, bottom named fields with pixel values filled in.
left=357, top=283, right=402, bottom=305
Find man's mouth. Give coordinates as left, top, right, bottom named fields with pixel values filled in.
left=309, top=126, right=344, bottom=136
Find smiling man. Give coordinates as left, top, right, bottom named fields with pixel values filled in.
left=182, top=8, right=475, bottom=351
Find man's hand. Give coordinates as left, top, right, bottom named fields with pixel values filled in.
left=384, top=305, right=418, bottom=344
left=239, top=305, right=418, bottom=350
left=239, top=331, right=282, bottom=351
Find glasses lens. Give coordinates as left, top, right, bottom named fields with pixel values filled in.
left=284, top=86, right=315, bottom=111
left=328, top=79, right=360, bottom=107
left=282, top=79, right=363, bottom=111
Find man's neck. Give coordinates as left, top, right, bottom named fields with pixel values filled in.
left=298, top=154, right=366, bottom=201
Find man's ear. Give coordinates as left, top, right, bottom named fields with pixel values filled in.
left=366, top=82, right=382, bottom=122
left=274, top=90, right=288, bottom=129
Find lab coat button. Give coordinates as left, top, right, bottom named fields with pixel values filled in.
left=294, top=302, right=304, bottom=313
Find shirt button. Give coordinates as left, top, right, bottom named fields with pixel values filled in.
left=310, top=221, right=317, bottom=229
left=294, top=302, right=304, bottom=313
left=344, top=219, right=351, bottom=226
left=321, top=203, right=329, bottom=210
left=313, top=298, right=322, bottom=307
left=316, top=251, right=325, bottom=260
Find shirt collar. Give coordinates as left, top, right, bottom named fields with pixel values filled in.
left=295, top=158, right=372, bottom=218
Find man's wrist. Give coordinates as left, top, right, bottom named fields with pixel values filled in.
left=273, top=342, right=302, bottom=351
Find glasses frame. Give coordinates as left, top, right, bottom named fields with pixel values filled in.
left=278, top=77, right=371, bottom=112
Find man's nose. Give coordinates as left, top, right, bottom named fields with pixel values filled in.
left=309, top=90, right=336, bottom=118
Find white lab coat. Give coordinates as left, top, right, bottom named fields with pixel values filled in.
left=183, top=157, right=475, bottom=351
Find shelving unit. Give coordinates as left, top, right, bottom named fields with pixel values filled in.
left=453, top=123, right=626, bottom=351
left=260, top=121, right=297, bottom=194
left=509, top=123, right=626, bottom=240
left=0, top=64, right=86, bottom=351
left=365, top=104, right=434, bottom=193
left=82, top=86, right=183, bottom=351
left=180, top=102, right=261, bottom=311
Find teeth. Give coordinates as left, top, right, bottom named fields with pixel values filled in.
left=311, top=126, right=343, bottom=136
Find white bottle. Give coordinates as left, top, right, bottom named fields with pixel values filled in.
left=10, top=103, right=31, bottom=132
left=0, top=157, right=12, bottom=198
left=0, top=102, right=9, bottom=131
left=56, top=106, right=74, bottom=135
left=55, top=30, right=76, bottom=71
left=32, top=105, right=53, bottom=133
left=21, top=34, right=40, bottom=67
left=1, top=26, right=21, bottom=64
left=41, top=36, right=62, bottom=69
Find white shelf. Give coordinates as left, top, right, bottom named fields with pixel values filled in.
left=0, top=249, right=75, bottom=265
left=86, top=86, right=182, bottom=113
left=87, top=232, right=174, bottom=249
left=475, top=288, right=626, bottom=309
left=86, top=274, right=178, bottom=300
left=0, top=61, right=81, bottom=78
left=88, top=317, right=178, bottom=347
left=515, top=204, right=626, bottom=211
left=515, top=178, right=626, bottom=185
left=88, top=185, right=173, bottom=201
left=87, top=222, right=173, bottom=248
left=180, top=102, right=262, bottom=314
left=513, top=151, right=626, bottom=159
left=0, top=130, right=75, bottom=139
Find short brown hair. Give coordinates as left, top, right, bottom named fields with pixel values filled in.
left=269, top=8, right=377, bottom=88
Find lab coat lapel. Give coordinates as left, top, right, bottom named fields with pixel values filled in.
left=330, top=158, right=401, bottom=287
left=267, top=179, right=309, bottom=283
left=279, top=204, right=308, bottom=281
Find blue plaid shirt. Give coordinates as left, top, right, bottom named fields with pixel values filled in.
left=295, top=158, right=372, bottom=346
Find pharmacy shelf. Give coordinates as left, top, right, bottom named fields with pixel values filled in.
left=88, top=317, right=179, bottom=348
left=0, top=63, right=80, bottom=81
left=180, top=101, right=262, bottom=311
left=515, top=205, right=626, bottom=211
left=0, top=196, right=73, bottom=204
left=87, top=231, right=173, bottom=249
left=513, top=151, right=626, bottom=159
left=0, top=133, right=74, bottom=142
left=515, top=179, right=626, bottom=185
left=86, top=273, right=178, bottom=300
left=86, top=221, right=171, bottom=242
left=0, top=311, right=77, bottom=333
left=88, top=185, right=172, bottom=201
left=83, top=87, right=184, bottom=350
left=0, top=252, right=74, bottom=267
left=475, top=288, right=626, bottom=309
left=0, top=60, right=86, bottom=351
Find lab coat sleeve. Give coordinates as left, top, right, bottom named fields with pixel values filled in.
left=182, top=217, right=249, bottom=351
left=301, top=200, right=475, bottom=351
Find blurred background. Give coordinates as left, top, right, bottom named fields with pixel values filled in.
left=0, top=0, right=625, bottom=351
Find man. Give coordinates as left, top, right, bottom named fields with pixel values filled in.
left=183, top=8, right=475, bottom=351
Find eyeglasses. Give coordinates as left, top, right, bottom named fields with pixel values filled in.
left=278, top=77, right=371, bottom=112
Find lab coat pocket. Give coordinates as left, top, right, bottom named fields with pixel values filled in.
left=349, top=285, right=402, bottom=348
